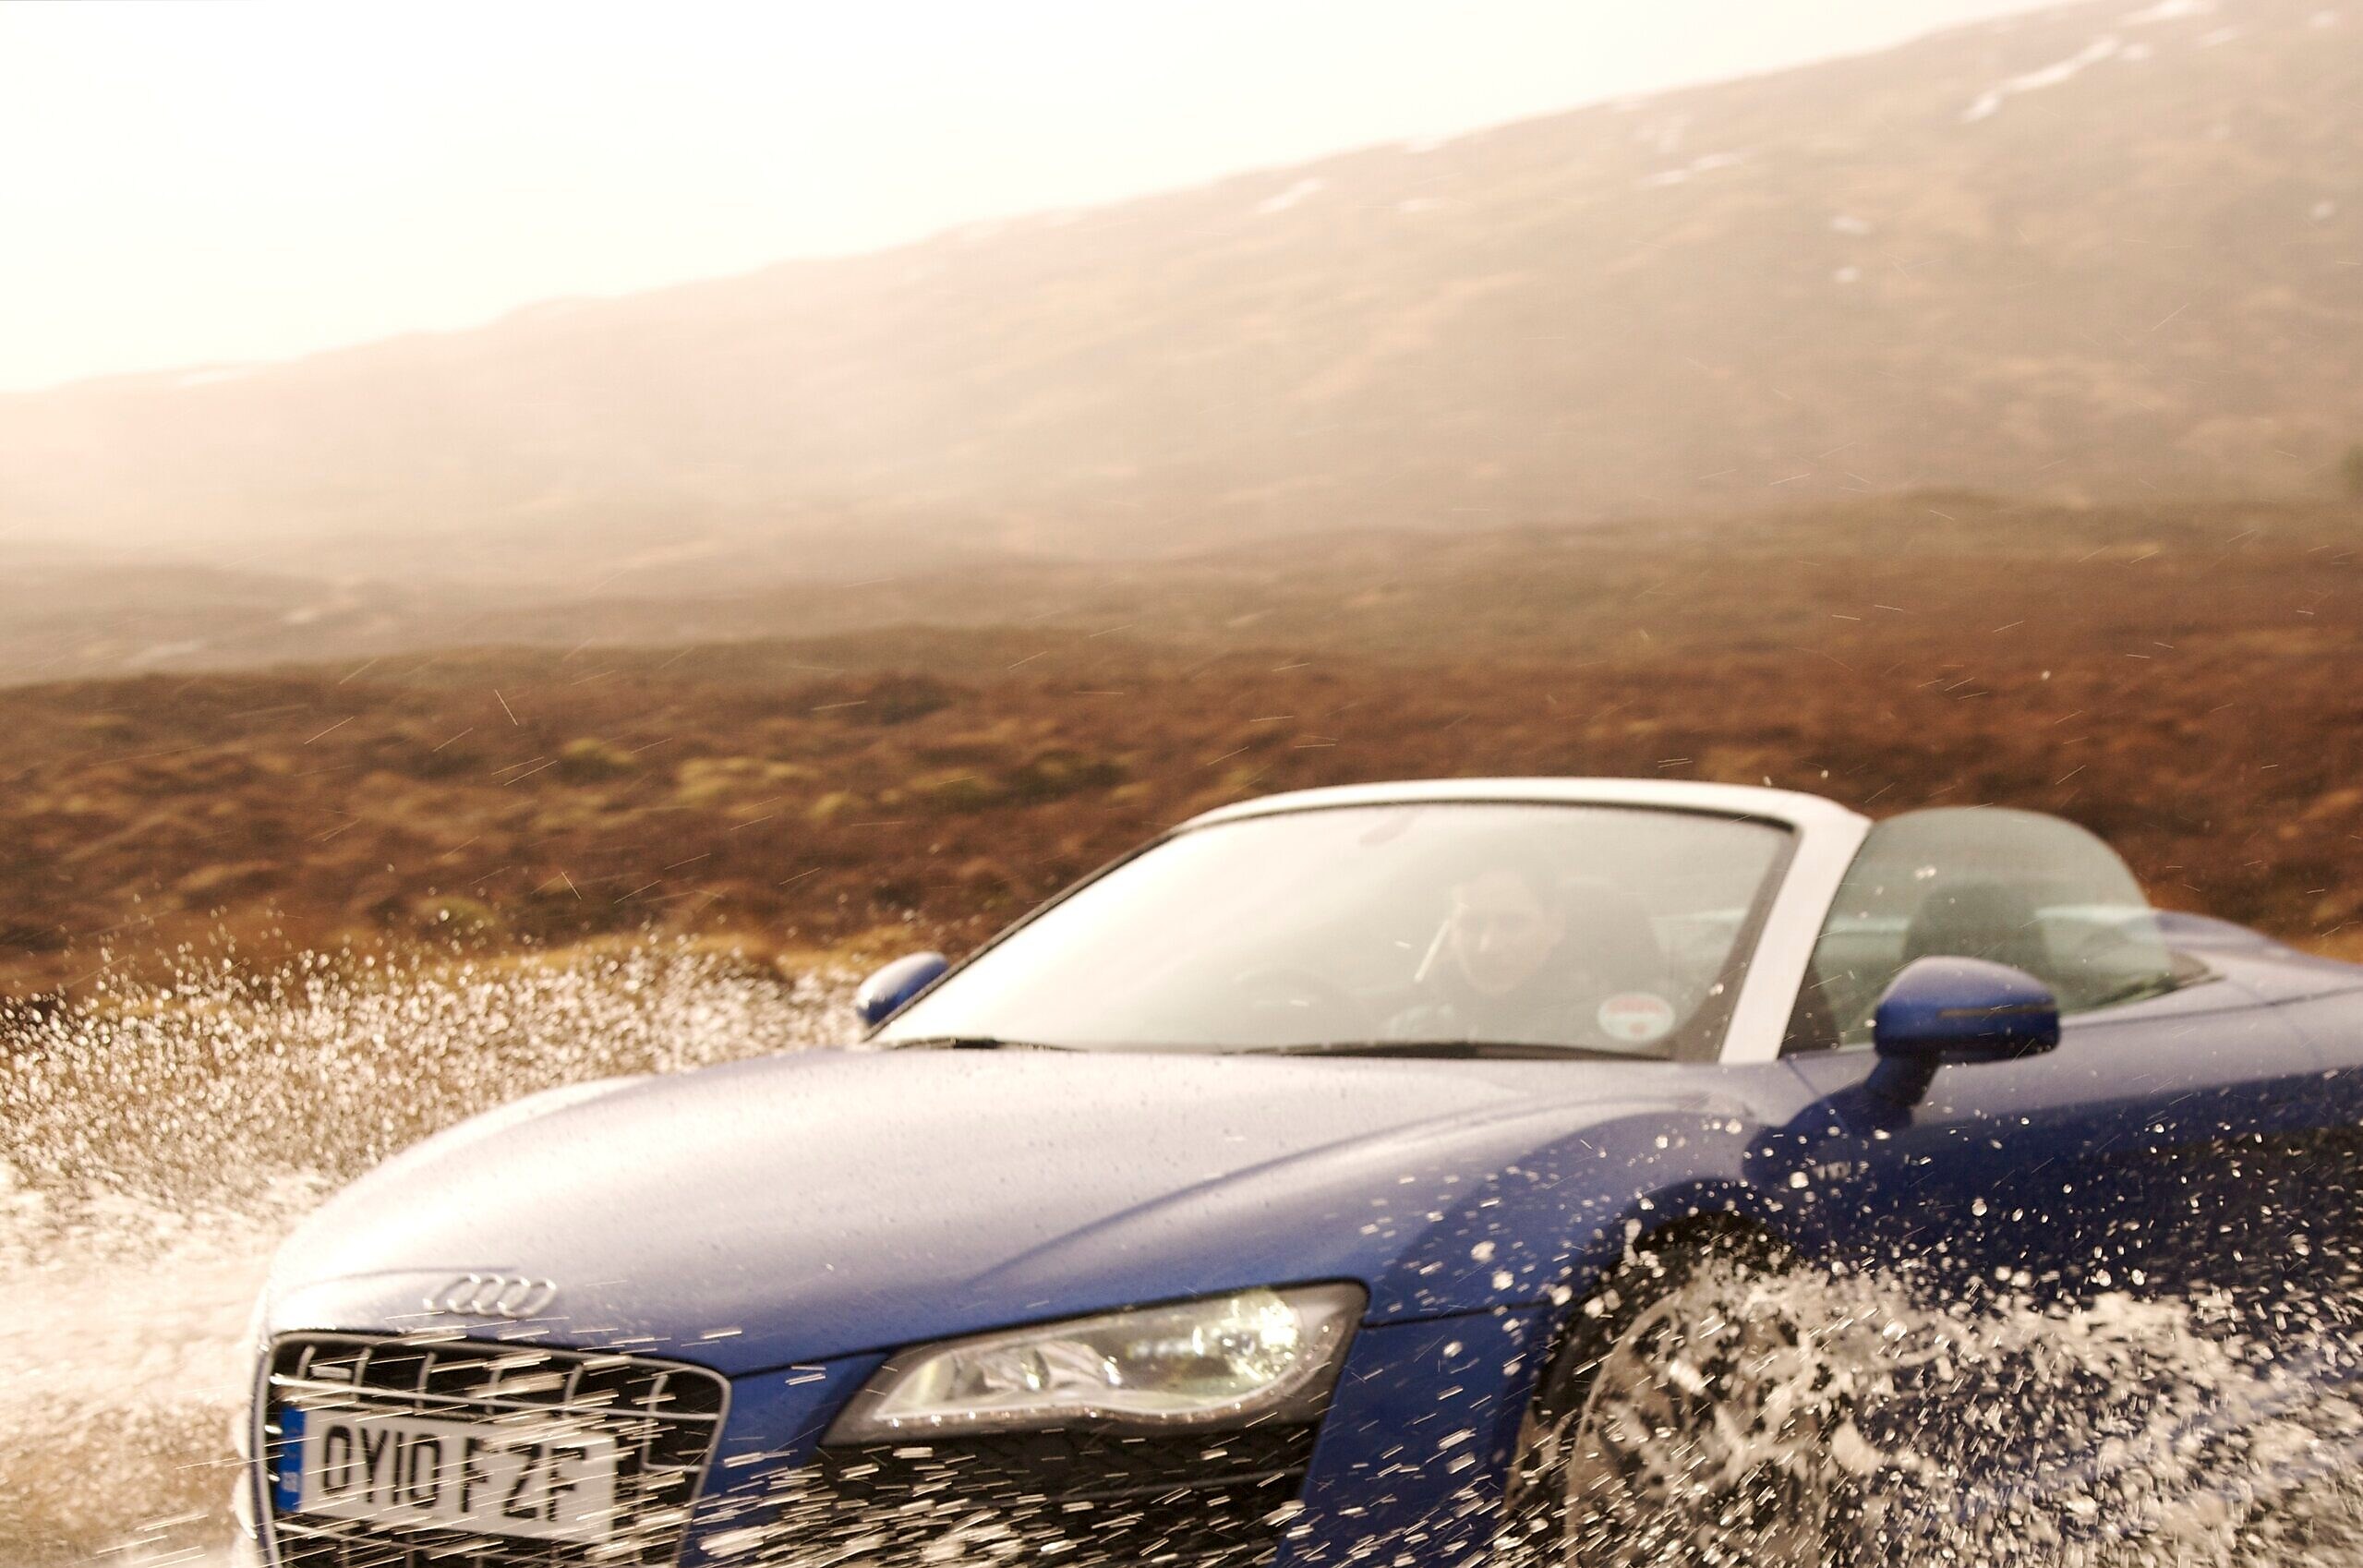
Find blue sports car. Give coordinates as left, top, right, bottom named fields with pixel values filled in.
left=238, top=778, right=2363, bottom=1567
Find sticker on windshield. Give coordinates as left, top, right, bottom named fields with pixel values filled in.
left=1597, top=992, right=1676, bottom=1045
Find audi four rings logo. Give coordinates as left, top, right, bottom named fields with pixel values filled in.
left=425, top=1273, right=559, bottom=1319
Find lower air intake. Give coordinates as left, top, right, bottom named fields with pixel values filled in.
left=748, top=1425, right=1320, bottom=1567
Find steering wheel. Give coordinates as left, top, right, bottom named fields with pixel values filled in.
left=1226, top=966, right=1376, bottom=1043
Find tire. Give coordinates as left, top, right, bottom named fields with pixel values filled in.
left=1495, top=1228, right=1867, bottom=1568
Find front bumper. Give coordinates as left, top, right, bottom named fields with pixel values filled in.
left=248, top=1309, right=1549, bottom=1568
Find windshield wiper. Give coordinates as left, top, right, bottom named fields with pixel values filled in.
left=880, top=1034, right=1072, bottom=1052
left=1249, top=1040, right=1639, bottom=1062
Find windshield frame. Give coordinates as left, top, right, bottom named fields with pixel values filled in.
left=867, top=790, right=1817, bottom=1064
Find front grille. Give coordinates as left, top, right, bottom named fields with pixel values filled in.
left=259, top=1334, right=728, bottom=1568
left=752, top=1425, right=1320, bottom=1567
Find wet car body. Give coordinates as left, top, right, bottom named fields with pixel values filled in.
left=243, top=779, right=2363, bottom=1566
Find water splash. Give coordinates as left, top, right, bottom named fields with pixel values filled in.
left=0, top=945, right=850, bottom=1568
left=1525, top=1259, right=2363, bottom=1568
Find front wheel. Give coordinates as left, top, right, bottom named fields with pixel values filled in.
left=1497, top=1234, right=1875, bottom=1568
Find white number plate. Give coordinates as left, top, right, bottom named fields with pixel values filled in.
left=282, top=1405, right=619, bottom=1542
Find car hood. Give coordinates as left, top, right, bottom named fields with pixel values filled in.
left=267, top=1047, right=1731, bottom=1373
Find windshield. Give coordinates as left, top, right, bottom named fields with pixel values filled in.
left=876, top=802, right=1793, bottom=1060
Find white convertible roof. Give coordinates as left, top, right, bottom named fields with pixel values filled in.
left=1180, top=777, right=1866, bottom=833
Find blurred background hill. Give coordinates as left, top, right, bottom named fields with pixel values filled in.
left=2, top=0, right=2357, bottom=641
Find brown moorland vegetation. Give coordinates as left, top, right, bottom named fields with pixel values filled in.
left=2, top=497, right=2357, bottom=1001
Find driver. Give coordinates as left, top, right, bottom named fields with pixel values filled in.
left=1387, top=850, right=1683, bottom=1050
left=1389, top=858, right=1586, bottom=1045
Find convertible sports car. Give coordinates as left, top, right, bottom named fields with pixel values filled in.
left=238, top=778, right=2363, bottom=1567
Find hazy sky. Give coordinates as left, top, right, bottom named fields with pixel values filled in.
left=0, top=0, right=2054, bottom=393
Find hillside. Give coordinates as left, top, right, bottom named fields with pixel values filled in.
left=3, top=498, right=2355, bottom=1002
left=2, top=0, right=2357, bottom=588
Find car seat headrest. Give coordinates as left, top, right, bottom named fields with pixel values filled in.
left=1902, top=877, right=2052, bottom=983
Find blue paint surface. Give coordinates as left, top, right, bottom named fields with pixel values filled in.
left=246, top=785, right=2363, bottom=1559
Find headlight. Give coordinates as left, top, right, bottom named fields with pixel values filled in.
left=826, top=1284, right=1364, bottom=1441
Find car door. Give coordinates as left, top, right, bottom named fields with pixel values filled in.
left=1785, top=978, right=2323, bottom=1310
left=1764, top=808, right=2334, bottom=1525
left=1776, top=806, right=2330, bottom=1313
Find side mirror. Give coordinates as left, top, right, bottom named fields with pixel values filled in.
left=853, top=951, right=949, bottom=1029
left=1874, top=956, right=2060, bottom=1064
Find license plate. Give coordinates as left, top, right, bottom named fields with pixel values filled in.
left=278, top=1405, right=620, bottom=1543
